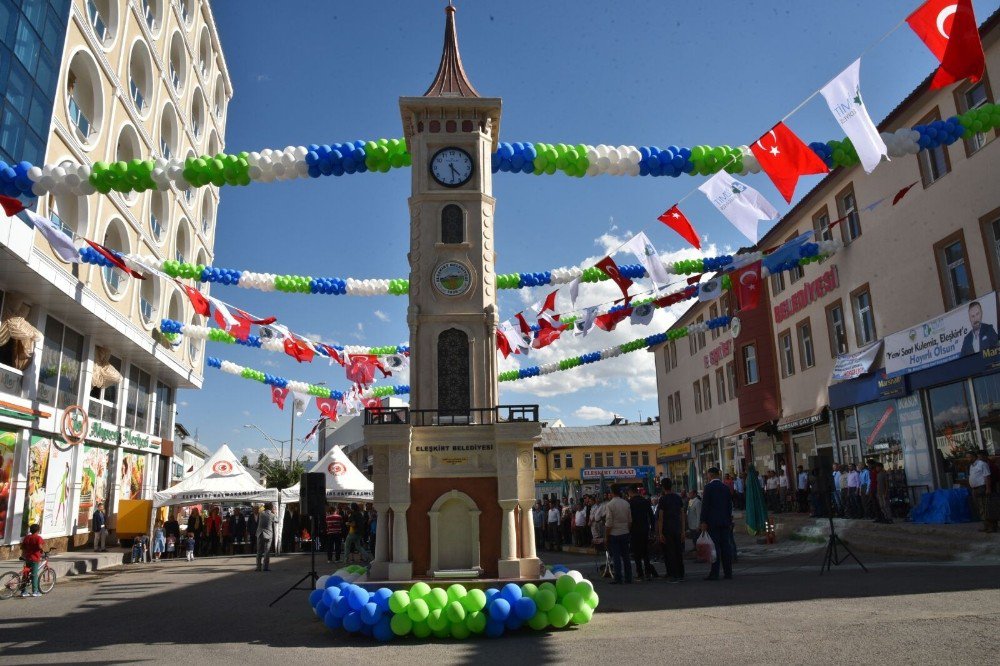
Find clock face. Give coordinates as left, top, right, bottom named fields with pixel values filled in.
left=433, top=261, right=473, bottom=297
left=430, top=147, right=474, bottom=188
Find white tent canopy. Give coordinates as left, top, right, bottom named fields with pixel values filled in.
left=280, top=445, right=374, bottom=504
left=154, top=444, right=279, bottom=507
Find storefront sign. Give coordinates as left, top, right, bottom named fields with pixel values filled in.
left=831, top=342, right=881, bottom=381
left=983, top=345, right=1000, bottom=371
left=60, top=405, right=88, bottom=445
left=87, top=420, right=160, bottom=453
left=777, top=411, right=826, bottom=432
left=657, top=441, right=692, bottom=461
left=885, top=292, right=999, bottom=377
left=703, top=339, right=733, bottom=368
left=413, top=444, right=494, bottom=453
left=773, top=265, right=839, bottom=324
left=876, top=371, right=907, bottom=399
left=581, top=466, right=654, bottom=480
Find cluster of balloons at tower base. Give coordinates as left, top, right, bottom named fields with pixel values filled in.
left=308, top=566, right=598, bottom=641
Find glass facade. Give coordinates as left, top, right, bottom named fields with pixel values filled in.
left=0, top=0, right=70, bottom=167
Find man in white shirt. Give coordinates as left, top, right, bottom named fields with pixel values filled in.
left=777, top=471, right=789, bottom=513
left=765, top=472, right=779, bottom=512
left=604, top=489, right=633, bottom=584
left=968, top=450, right=996, bottom=533
left=546, top=500, right=562, bottom=551
left=846, top=464, right=861, bottom=518
left=573, top=503, right=588, bottom=546
left=796, top=466, right=810, bottom=513
left=590, top=495, right=608, bottom=545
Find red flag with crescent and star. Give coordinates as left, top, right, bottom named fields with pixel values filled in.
left=734, top=260, right=763, bottom=311
left=532, top=317, right=567, bottom=349
left=85, top=240, right=146, bottom=279
left=595, top=256, right=633, bottom=299
left=271, top=386, right=289, bottom=410
left=182, top=284, right=211, bottom=317
left=283, top=337, right=315, bottom=363
left=750, top=123, right=829, bottom=204
left=657, top=205, right=701, bottom=250
left=316, top=397, right=338, bottom=420
left=907, top=0, right=985, bottom=90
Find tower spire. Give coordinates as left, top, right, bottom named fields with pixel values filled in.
left=423, top=4, right=480, bottom=98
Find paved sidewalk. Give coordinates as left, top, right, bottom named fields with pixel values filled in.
left=0, top=550, right=125, bottom=578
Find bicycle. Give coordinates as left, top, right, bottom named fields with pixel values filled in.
left=0, top=548, right=57, bottom=599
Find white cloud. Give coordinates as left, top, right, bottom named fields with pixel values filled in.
left=542, top=404, right=562, bottom=414
left=573, top=405, right=617, bottom=421
left=302, top=332, right=339, bottom=346
left=351, top=322, right=365, bottom=341
left=256, top=74, right=271, bottom=82
left=241, top=410, right=251, bottom=417
left=179, top=401, right=189, bottom=407
left=373, top=310, right=390, bottom=323
left=261, top=359, right=279, bottom=369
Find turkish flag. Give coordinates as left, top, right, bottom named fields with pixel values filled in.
left=319, top=343, right=345, bottom=366
left=283, top=337, right=315, bottom=363
left=212, top=305, right=251, bottom=341
left=595, top=301, right=632, bottom=332
left=496, top=329, right=513, bottom=358
left=362, top=397, right=382, bottom=412
left=316, top=397, right=338, bottom=420
left=183, top=284, right=211, bottom=317
left=346, top=354, right=390, bottom=387
left=532, top=318, right=566, bottom=350
left=85, top=240, right=146, bottom=279
left=595, top=256, right=633, bottom=299
left=734, top=260, right=763, bottom=311
left=234, top=308, right=276, bottom=326
left=271, top=386, right=289, bottom=410
left=907, top=0, right=985, bottom=90
left=657, top=205, right=701, bottom=250
left=537, top=289, right=559, bottom=314
left=750, top=123, right=829, bottom=203
left=0, top=194, right=27, bottom=217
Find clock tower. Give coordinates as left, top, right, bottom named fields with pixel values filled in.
left=366, top=4, right=541, bottom=582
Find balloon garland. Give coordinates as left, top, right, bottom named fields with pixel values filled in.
left=310, top=566, right=598, bottom=641
left=3, top=104, right=997, bottom=198
left=205, top=356, right=409, bottom=400
left=90, top=239, right=841, bottom=297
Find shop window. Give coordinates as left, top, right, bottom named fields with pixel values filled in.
left=155, top=382, right=173, bottom=439
left=441, top=204, right=464, bottom=244
left=743, top=344, right=759, bottom=385
left=928, top=381, right=978, bottom=459
left=837, top=407, right=858, bottom=441
left=564, top=453, right=574, bottom=469
left=630, top=451, right=639, bottom=467
left=37, top=316, right=84, bottom=409
left=956, top=77, right=996, bottom=155
left=726, top=362, right=737, bottom=399
left=702, top=376, right=712, bottom=410
left=836, top=184, right=862, bottom=243
left=716, top=368, right=726, bottom=404
left=826, top=300, right=848, bottom=357
left=917, top=108, right=951, bottom=188
left=972, top=374, right=1000, bottom=455
left=857, top=400, right=902, bottom=454
left=594, top=452, right=603, bottom=467
left=709, top=303, right=719, bottom=340
left=552, top=453, right=561, bottom=469
left=619, top=451, right=627, bottom=466
left=779, top=330, right=795, bottom=377
left=641, top=451, right=649, bottom=466
left=583, top=453, right=592, bottom=468
left=934, top=231, right=974, bottom=309
left=88, top=354, right=122, bottom=423
left=125, top=365, right=151, bottom=432
left=797, top=319, right=815, bottom=369
left=851, top=285, right=876, bottom=346
left=693, top=380, right=702, bottom=414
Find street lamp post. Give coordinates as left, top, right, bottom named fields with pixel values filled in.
left=243, top=424, right=289, bottom=465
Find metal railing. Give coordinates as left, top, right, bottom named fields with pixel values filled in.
left=129, top=78, right=145, bottom=112
left=170, top=65, right=180, bottom=91
left=143, top=0, right=155, bottom=29
left=49, top=211, right=73, bottom=237
left=87, top=0, right=108, bottom=44
left=365, top=404, right=539, bottom=427
left=150, top=212, right=162, bottom=239
left=140, top=297, right=154, bottom=323
left=68, top=95, right=92, bottom=138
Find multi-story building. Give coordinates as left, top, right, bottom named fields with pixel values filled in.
left=0, top=0, right=231, bottom=556
left=533, top=421, right=661, bottom=498
left=653, top=10, right=1000, bottom=508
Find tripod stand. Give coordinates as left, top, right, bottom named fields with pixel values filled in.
left=819, top=497, right=867, bottom=575
left=270, top=514, right=319, bottom=606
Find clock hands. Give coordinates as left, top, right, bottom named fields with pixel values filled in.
left=449, top=163, right=459, bottom=179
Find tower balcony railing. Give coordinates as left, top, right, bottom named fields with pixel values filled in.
left=365, top=404, right=539, bottom=427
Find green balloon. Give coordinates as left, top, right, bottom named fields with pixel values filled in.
left=445, top=600, right=466, bottom=624
left=585, top=591, right=600, bottom=609
left=521, top=583, right=539, bottom=599
left=390, top=613, right=413, bottom=636
left=450, top=622, right=470, bottom=640
left=406, top=598, right=430, bottom=622
left=574, top=580, right=594, bottom=597
left=426, top=588, right=448, bottom=610
left=562, top=592, right=583, bottom=614
left=573, top=606, right=593, bottom=625
left=538, top=582, right=557, bottom=596
left=465, top=610, right=487, bottom=634
left=462, top=588, right=486, bottom=612
left=527, top=609, right=549, bottom=631
left=534, top=589, right=556, bottom=612
left=410, top=582, right=431, bottom=600
left=412, top=620, right=431, bottom=638
left=549, top=604, right=570, bottom=629
left=432, top=627, right=450, bottom=639
left=555, top=575, right=576, bottom=598
left=389, top=590, right=410, bottom=614
left=427, top=608, right=448, bottom=632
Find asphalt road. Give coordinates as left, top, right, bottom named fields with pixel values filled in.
left=1, top=549, right=998, bottom=665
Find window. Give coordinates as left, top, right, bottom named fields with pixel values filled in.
left=37, top=317, right=84, bottom=409
left=669, top=341, right=677, bottom=369
left=916, top=109, right=951, bottom=187
left=88, top=355, right=122, bottom=424
left=836, top=184, right=862, bottom=243
left=641, top=451, right=650, bottom=466
left=826, top=300, right=848, bottom=357
left=779, top=331, right=795, bottom=377
left=980, top=209, right=1000, bottom=292
left=851, top=286, right=876, bottom=346
left=957, top=79, right=995, bottom=155
left=565, top=453, right=574, bottom=469
left=837, top=407, right=858, bottom=441
left=68, top=86, right=92, bottom=138
left=726, top=361, right=737, bottom=399
left=797, top=320, right=815, bottom=369
left=619, top=451, right=627, bottom=466
left=667, top=395, right=675, bottom=424
left=583, top=453, right=592, bottom=468
left=972, top=374, right=1000, bottom=455
left=688, top=334, right=696, bottom=356
left=674, top=391, right=681, bottom=421
left=743, top=344, right=759, bottom=385
left=552, top=453, right=561, bottom=469
left=606, top=451, right=613, bottom=466
left=813, top=206, right=833, bottom=242
left=693, top=381, right=702, bottom=414
left=0, top=291, right=25, bottom=391
left=716, top=367, right=726, bottom=404
left=934, top=232, right=974, bottom=309
left=928, top=381, right=976, bottom=457
left=771, top=271, right=786, bottom=296
left=441, top=204, right=464, bottom=244
left=594, top=452, right=603, bottom=467
left=709, top=304, right=719, bottom=340
left=786, top=235, right=805, bottom=283
left=662, top=348, right=671, bottom=375
left=533, top=454, right=537, bottom=470
left=696, top=315, right=706, bottom=351
left=125, top=365, right=151, bottom=432
left=129, top=77, right=145, bottom=112
left=703, top=376, right=712, bottom=410
left=857, top=400, right=902, bottom=454
left=86, top=0, right=109, bottom=44
left=155, top=382, right=173, bottom=438
left=629, top=451, right=639, bottom=467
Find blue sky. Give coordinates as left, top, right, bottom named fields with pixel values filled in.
left=181, top=0, right=1000, bottom=457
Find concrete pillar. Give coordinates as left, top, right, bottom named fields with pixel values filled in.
left=373, top=502, right=390, bottom=564
left=518, top=500, right=537, bottom=559
left=498, top=499, right=518, bottom=560
left=389, top=502, right=409, bottom=563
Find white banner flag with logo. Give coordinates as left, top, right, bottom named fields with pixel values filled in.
left=820, top=59, right=887, bottom=174
left=698, top=172, right=778, bottom=244
left=621, top=231, right=670, bottom=287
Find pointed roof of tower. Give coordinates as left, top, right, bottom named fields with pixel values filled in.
left=423, top=4, right=480, bottom=98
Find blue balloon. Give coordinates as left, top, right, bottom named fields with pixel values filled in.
left=485, top=588, right=500, bottom=605
left=315, top=601, right=329, bottom=618
left=358, top=623, right=373, bottom=637
left=514, top=596, right=537, bottom=620
left=488, top=598, right=511, bottom=621
left=323, top=609, right=343, bottom=630
left=485, top=619, right=505, bottom=638
left=373, top=616, right=394, bottom=642
left=323, top=587, right=342, bottom=606
left=373, top=587, right=393, bottom=612
left=332, top=595, right=351, bottom=618
left=504, top=615, right=523, bottom=631
left=361, top=601, right=382, bottom=626
left=309, top=589, right=324, bottom=607
left=342, top=611, right=363, bottom=633
left=347, top=586, right=369, bottom=612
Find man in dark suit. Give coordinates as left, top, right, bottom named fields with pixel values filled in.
left=960, top=301, right=999, bottom=356
left=699, top=467, right=734, bottom=580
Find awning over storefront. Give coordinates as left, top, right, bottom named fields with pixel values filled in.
left=727, top=422, right=767, bottom=438
left=656, top=440, right=691, bottom=463
left=776, top=407, right=827, bottom=432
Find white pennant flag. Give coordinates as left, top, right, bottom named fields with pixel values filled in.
left=383, top=353, right=409, bottom=372
left=698, top=172, right=778, bottom=244
left=25, top=209, right=80, bottom=263
left=576, top=306, right=599, bottom=337
left=630, top=303, right=655, bottom=326
left=820, top=59, right=887, bottom=174
left=209, top=297, right=239, bottom=330
left=292, top=391, right=310, bottom=417
left=622, top=232, right=670, bottom=288
left=568, top=277, right=581, bottom=307
left=698, top=277, right=723, bottom=302
left=498, top=320, right=526, bottom=355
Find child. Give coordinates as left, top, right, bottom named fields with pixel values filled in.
left=152, top=520, right=165, bottom=562
left=166, top=535, right=176, bottom=559
left=185, top=531, right=195, bottom=561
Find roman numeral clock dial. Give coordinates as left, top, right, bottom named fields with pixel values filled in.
left=430, top=147, right=474, bottom=187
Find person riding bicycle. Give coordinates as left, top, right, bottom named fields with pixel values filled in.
left=20, top=524, right=44, bottom=598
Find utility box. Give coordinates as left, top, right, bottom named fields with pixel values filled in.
left=116, top=500, right=153, bottom=539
